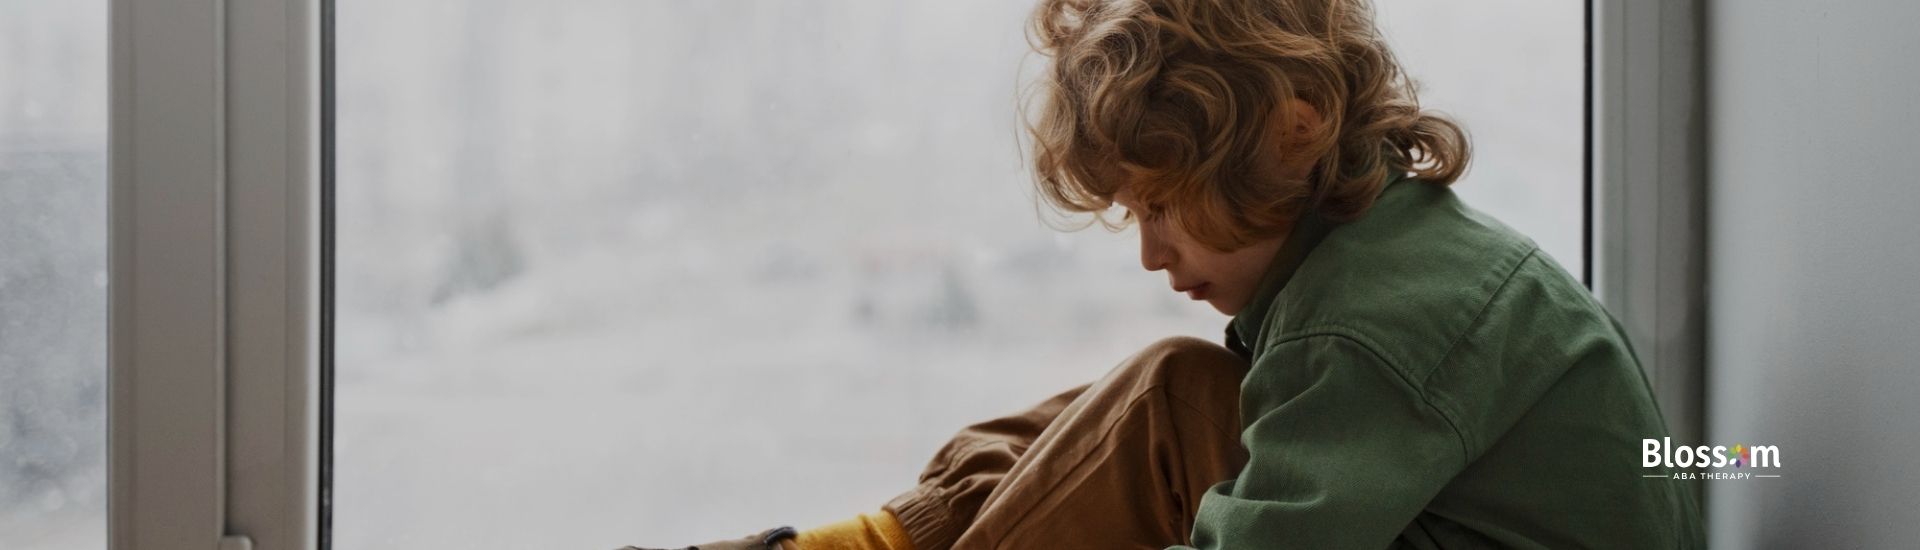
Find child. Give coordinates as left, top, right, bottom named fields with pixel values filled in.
left=632, top=0, right=1704, bottom=547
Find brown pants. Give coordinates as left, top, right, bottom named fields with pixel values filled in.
left=883, top=336, right=1251, bottom=550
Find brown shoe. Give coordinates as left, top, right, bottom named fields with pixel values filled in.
left=617, top=526, right=799, bottom=550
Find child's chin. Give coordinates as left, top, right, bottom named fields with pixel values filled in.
left=1205, top=299, right=1237, bottom=316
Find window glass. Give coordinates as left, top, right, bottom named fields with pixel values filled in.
left=1378, top=0, right=1586, bottom=273
left=332, top=1, right=1580, bottom=547
left=0, top=1, right=110, bottom=549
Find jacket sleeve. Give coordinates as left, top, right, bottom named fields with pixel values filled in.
left=1173, top=334, right=1467, bottom=549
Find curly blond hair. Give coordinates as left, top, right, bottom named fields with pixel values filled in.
left=1025, top=0, right=1470, bottom=251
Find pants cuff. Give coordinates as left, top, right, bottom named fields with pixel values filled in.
left=883, top=487, right=964, bottom=550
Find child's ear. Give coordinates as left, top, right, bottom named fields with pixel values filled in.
left=1263, top=97, right=1326, bottom=181
left=1282, top=97, right=1324, bottom=136
left=1263, top=97, right=1325, bottom=152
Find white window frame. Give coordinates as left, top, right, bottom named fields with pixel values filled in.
left=106, top=0, right=1703, bottom=548
left=109, top=0, right=320, bottom=548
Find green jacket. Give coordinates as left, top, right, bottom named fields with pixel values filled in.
left=1177, top=175, right=1705, bottom=549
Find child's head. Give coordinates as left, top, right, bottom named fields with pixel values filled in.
left=1025, top=0, right=1470, bottom=315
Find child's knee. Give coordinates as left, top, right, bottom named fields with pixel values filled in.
left=1106, top=336, right=1248, bottom=405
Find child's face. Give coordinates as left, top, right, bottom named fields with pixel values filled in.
left=1108, top=97, right=1317, bottom=316
left=1114, top=190, right=1290, bottom=316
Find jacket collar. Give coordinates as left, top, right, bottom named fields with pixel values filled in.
left=1224, top=207, right=1332, bottom=360
left=1224, top=171, right=1410, bottom=360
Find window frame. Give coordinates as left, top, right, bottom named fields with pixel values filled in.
left=104, top=0, right=1705, bottom=548
left=1588, top=0, right=1707, bottom=447
left=108, top=0, right=320, bottom=548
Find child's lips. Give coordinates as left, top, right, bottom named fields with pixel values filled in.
left=1178, top=282, right=1211, bottom=301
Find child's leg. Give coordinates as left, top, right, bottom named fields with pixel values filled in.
left=884, top=336, right=1250, bottom=550
left=875, top=379, right=1090, bottom=549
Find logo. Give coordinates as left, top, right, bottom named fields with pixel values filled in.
left=1641, top=437, right=1782, bottom=480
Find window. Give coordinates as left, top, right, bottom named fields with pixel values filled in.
left=331, top=2, right=1225, bottom=546
left=55, top=0, right=1591, bottom=547
left=0, top=1, right=110, bottom=549
left=327, top=1, right=1585, bottom=548
left=1377, top=0, right=1587, bottom=275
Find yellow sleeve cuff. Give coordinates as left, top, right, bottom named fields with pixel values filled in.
left=791, top=510, right=916, bottom=550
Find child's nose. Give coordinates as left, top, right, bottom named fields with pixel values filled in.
left=1139, top=227, right=1175, bottom=272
